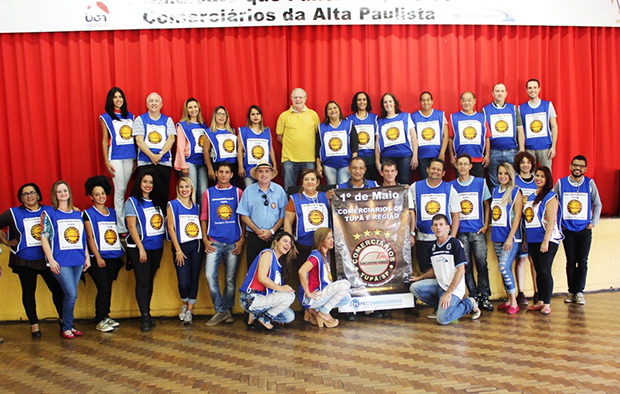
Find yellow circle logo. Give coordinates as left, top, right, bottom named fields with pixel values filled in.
left=198, top=135, right=205, bottom=148
left=251, top=145, right=265, bottom=160
left=495, top=120, right=508, bottom=133
left=64, top=227, right=80, bottom=244
left=421, top=127, right=435, bottom=141
left=530, top=120, right=543, bottom=133
left=148, top=131, right=162, bottom=144
left=150, top=214, right=163, bottom=230
left=463, top=126, right=477, bottom=140
left=119, top=125, right=132, bottom=140
left=524, top=207, right=535, bottom=223
left=31, top=224, right=42, bottom=241
left=425, top=200, right=441, bottom=215
left=217, top=204, right=233, bottom=220
left=492, top=206, right=502, bottom=222
left=386, top=127, right=400, bottom=141
left=308, top=210, right=324, bottom=226
left=460, top=200, right=474, bottom=216
left=104, top=229, right=118, bottom=246
left=185, top=222, right=200, bottom=238
left=358, top=131, right=370, bottom=145
left=223, top=138, right=235, bottom=153
left=328, top=137, right=343, bottom=152
left=567, top=200, right=582, bottom=216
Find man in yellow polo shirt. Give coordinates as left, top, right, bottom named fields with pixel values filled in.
left=276, top=87, right=320, bottom=193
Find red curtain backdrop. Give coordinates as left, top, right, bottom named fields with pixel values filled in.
left=0, top=25, right=618, bottom=214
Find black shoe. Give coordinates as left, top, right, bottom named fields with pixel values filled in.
left=31, top=330, right=42, bottom=339
left=382, top=310, right=392, bottom=318
left=368, top=311, right=383, bottom=318
left=479, top=297, right=494, bottom=312
left=141, top=314, right=152, bottom=332
left=346, top=313, right=356, bottom=321
left=149, top=316, right=157, bottom=328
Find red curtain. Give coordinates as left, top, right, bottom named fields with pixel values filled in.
left=0, top=25, right=618, bottom=214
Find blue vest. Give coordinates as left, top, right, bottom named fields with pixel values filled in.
left=523, top=191, right=563, bottom=243
left=137, top=113, right=172, bottom=164
left=319, top=119, right=353, bottom=168
left=490, top=186, right=522, bottom=243
left=206, top=128, right=237, bottom=164
left=100, top=112, right=136, bottom=160
left=46, top=209, right=86, bottom=267
left=204, top=185, right=242, bottom=244
left=239, top=126, right=272, bottom=175
left=298, top=249, right=331, bottom=308
left=414, top=180, right=454, bottom=235
left=346, top=113, right=377, bottom=157
left=290, top=192, right=330, bottom=247
left=450, top=111, right=487, bottom=160
left=377, top=112, right=413, bottom=158
left=8, top=205, right=52, bottom=260
left=239, top=249, right=282, bottom=296
left=178, top=121, right=207, bottom=166
left=411, top=109, right=445, bottom=159
left=84, top=206, right=124, bottom=259
left=450, top=177, right=486, bottom=233
left=336, top=179, right=379, bottom=189
left=520, top=100, right=552, bottom=150
left=167, top=199, right=203, bottom=245
left=125, top=197, right=165, bottom=250
left=558, top=177, right=592, bottom=232
left=515, top=175, right=537, bottom=201
left=483, top=103, right=518, bottom=150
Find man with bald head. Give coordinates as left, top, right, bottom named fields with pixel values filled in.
left=133, top=92, right=176, bottom=203
left=276, top=88, right=320, bottom=193
left=449, top=91, right=491, bottom=178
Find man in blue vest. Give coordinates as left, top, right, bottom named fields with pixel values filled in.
left=450, top=153, right=493, bottom=311
left=201, top=162, right=245, bottom=326
left=520, top=79, right=558, bottom=171
left=553, top=155, right=602, bottom=305
left=482, top=83, right=525, bottom=190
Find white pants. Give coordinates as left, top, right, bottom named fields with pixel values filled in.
left=109, top=158, right=133, bottom=233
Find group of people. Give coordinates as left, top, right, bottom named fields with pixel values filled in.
left=0, top=79, right=602, bottom=340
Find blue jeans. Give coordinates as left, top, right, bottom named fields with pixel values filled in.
left=417, top=157, right=433, bottom=179
left=381, top=155, right=412, bottom=185
left=54, top=264, right=84, bottom=332
left=323, top=164, right=350, bottom=185
left=239, top=292, right=296, bottom=323
left=457, top=232, right=491, bottom=298
left=488, top=148, right=518, bottom=190
left=243, top=176, right=257, bottom=189
left=410, top=279, right=474, bottom=325
left=173, top=240, right=202, bottom=304
left=282, top=161, right=316, bottom=194
left=205, top=241, right=240, bottom=312
left=185, top=163, right=208, bottom=204
left=493, top=241, right=520, bottom=295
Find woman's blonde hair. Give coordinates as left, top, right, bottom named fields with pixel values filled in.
left=179, top=97, right=205, bottom=126
left=50, top=180, right=74, bottom=210
left=498, top=163, right=516, bottom=207
left=313, top=227, right=333, bottom=264
left=176, top=176, right=196, bottom=204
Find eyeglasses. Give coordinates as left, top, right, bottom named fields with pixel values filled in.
left=571, top=163, right=586, bottom=169
left=261, top=194, right=269, bottom=206
left=21, top=191, right=37, bottom=197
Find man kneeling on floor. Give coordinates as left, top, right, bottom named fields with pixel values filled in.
left=409, top=214, right=481, bottom=325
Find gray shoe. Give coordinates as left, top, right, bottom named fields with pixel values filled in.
left=564, top=293, right=575, bottom=303
left=105, top=317, right=120, bottom=328
left=206, top=311, right=228, bottom=327
left=427, top=310, right=437, bottom=319
left=96, top=319, right=114, bottom=332
left=575, top=292, right=586, bottom=305
left=183, top=310, right=193, bottom=324
left=224, top=310, right=235, bottom=324
left=179, top=304, right=188, bottom=321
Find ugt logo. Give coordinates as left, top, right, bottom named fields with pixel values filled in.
left=85, top=2, right=109, bottom=23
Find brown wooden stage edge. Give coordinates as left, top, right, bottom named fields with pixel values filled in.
left=0, top=292, right=619, bottom=394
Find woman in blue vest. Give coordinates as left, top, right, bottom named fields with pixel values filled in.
left=167, top=177, right=202, bottom=325
left=239, top=231, right=296, bottom=331
left=100, top=87, right=135, bottom=234
left=523, top=166, right=563, bottom=315
left=298, top=227, right=351, bottom=328
left=347, top=91, right=379, bottom=181
left=83, top=176, right=124, bottom=333
left=0, top=183, right=64, bottom=338
left=41, top=181, right=90, bottom=339
left=411, top=91, right=449, bottom=179
left=237, top=105, right=276, bottom=189
left=124, top=169, right=166, bottom=331
left=490, top=163, right=523, bottom=315
left=317, top=100, right=358, bottom=185
left=375, top=93, right=418, bottom=185
left=174, top=98, right=208, bottom=201
left=204, top=106, right=240, bottom=187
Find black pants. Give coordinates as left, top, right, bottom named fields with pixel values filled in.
left=128, top=247, right=163, bottom=315
left=563, top=228, right=592, bottom=294
left=87, top=258, right=122, bottom=322
left=246, top=232, right=271, bottom=270
left=137, top=164, right=171, bottom=203
left=415, top=240, right=435, bottom=272
left=470, top=163, right=485, bottom=179
left=15, top=266, right=64, bottom=325
left=528, top=242, right=559, bottom=304
left=172, top=240, right=202, bottom=302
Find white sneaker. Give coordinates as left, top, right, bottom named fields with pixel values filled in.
left=427, top=310, right=437, bottom=319
left=469, top=297, right=481, bottom=320
left=105, top=317, right=119, bottom=328
left=179, top=304, right=188, bottom=321
left=183, top=310, right=193, bottom=324
left=96, top=320, right=114, bottom=332
left=575, top=292, right=586, bottom=305
left=564, top=293, right=575, bottom=303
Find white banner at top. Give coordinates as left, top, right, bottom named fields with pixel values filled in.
left=1, top=0, right=619, bottom=33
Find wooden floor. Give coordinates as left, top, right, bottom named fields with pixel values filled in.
left=1, top=292, right=619, bottom=394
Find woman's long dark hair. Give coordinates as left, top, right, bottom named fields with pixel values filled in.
left=271, top=231, right=294, bottom=278
left=350, top=91, right=372, bottom=113
left=533, top=166, right=553, bottom=206
left=105, top=87, right=128, bottom=121
left=130, top=169, right=166, bottom=211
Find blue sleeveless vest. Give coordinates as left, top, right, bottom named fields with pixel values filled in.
left=377, top=112, right=413, bottom=158
left=411, top=109, right=445, bottom=159
left=239, top=126, right=272, bottom=175
left=178, top=121, right=207, bottom=166
left=558, top=177, right=592, bottom=232
left=483, top=103, right=518, bottom=150
left=414, top=180, right=454, bottom=235
left=125, top=197, right=165, bottom=250
left=46, top=209, right=86, bottom=267
left=450, top=177, right=486, bottom=233
left=8, top=205, right=52, bottom=260
left=137, top=113, right=172, bottom=164
left=520, top=100, right=552, bottom=150
left=84, top=206, right=124, bottom=259
left=298, top=249, right=331, bottom=307
left=239, top=249, right=282, bottom=296
left=290, top=192, right=330, bottom=247
left=204, top=185, right=242, bottom=244
left=206, top=128, right=237, bottom=164
left=319, top=119, right=353, bottom=168
left=347, top=113, right=377, bottom=157
left=100, top=112, right=136, bottom=160
left=166, top=199, right=202, bottom=245
left=450, top=111, right=487, bottom=160
left=490, top=186, right=522, bottom=243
